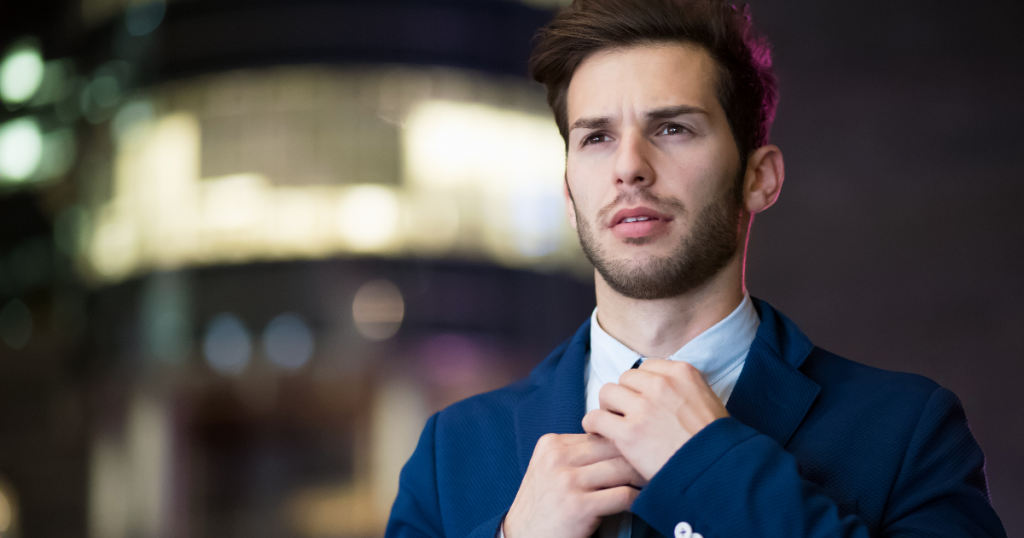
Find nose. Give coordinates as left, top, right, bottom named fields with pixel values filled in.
left=613, top=131, right=655, bottom=188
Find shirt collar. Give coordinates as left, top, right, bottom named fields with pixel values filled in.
left=589, top=293, right=760, bottom=387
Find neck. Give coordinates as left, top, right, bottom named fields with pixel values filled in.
left=594, top=253, right=746, bottom=359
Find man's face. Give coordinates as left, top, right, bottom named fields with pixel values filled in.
left=564, top=43, right=745, bottom=300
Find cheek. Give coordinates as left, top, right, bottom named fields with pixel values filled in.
left=660, top=142, right=734, bottom=198
left=656, top=150, right=711, bottom=196
left=565, top=163, right=604, bottom=215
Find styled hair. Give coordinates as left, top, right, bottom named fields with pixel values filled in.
left=528, top=0, right=778, bottom=162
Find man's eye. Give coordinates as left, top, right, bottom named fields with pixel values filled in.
left=582, top=133, right=608, bottom=146
left=657, top=123, right=690, bottom=136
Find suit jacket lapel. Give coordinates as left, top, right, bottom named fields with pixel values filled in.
left=726, top=299, right=821, bottom=447
left=514, top=319, right=591, bottom=475
left=513, top=299, right=821, bottom=476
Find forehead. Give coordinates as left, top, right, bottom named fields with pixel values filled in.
left=566, top=43, right=720, bottom=124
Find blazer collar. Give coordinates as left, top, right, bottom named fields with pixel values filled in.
left=514, top=320, right=591, bottom=474
left=725, top=298, right=821, bottom=447
left=513, top=298, right=820, bottom=474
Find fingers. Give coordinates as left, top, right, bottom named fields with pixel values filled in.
left=618, top=360, right=708, bottom=395
left=576, top=457, right=647, bottom=490
left=584, top=486, right=641, bottom=517
left=635, top=358, right=704, bottom=381
left=597, top=382, right=643, bottom=416
left=565, top=434, right=622, bottom=466
left=554, top=433, right=599, bottom=446
left=582, top=408, right=627, bottom=439
left=537, top=433, right=623, bottom=467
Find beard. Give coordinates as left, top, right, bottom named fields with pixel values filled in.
left=575, top=182, right=743, bottom=300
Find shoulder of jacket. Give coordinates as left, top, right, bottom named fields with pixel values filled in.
left=802, top=346, right=941, bottom=401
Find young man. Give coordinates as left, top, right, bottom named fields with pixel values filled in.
left=386, top=0, right=1007, bottom=536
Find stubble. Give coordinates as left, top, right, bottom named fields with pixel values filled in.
left=574, top=183, right=743, bottom=300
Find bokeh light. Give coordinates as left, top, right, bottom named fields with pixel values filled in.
left=125, top=0, right=167, bottom=37
left=112, top=99, right=155, bottom=144
left=69, top=68, right=587, bottom=285
left=352, top=280, right=405, bottom=341
left=418, top=334, right=484, bottom=387
left=0, top=42, right=44, bottom=105
left=0, top=117, right=43, bottom=182
left=37, top=128, right=77, bottom=181
left=54, top=205, right=88, bottom=256
left=0, top=299, right=33, bottom=350
left=336, top=186, right=403, bottom=252
left=262, top=313, right=315, bottom=371
left=80, top=61, right=129, bottom=124
left=0, top=480, right=14, bottom=533
left=88, top=75, right=121, bottom=108
left=202, top=313, right=252, bottom=375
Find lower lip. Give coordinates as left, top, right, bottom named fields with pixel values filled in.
left=611, top=219, right=670, bottom=239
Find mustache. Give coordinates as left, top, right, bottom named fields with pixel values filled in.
left=595, top=189, right=687, bottom=223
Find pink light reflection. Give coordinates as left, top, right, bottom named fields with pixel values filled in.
left=417, top=334, right=485, bottom=388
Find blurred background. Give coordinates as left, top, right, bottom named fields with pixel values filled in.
left=0, top=0, right=1020, bottom=536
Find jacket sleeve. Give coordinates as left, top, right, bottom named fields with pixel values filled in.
left=386, top=413, right=445, bottom=538
left=880, top=388, right=1006, bottom=536
left=631, top=387, right=1006, bottom=538
left=384, top=412, right=507, bottom=538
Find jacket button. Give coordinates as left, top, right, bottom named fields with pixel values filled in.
left=674, top=522, right=703, bottom=538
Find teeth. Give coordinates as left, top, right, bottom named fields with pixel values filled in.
left=623, top=216, right=651, bottom=223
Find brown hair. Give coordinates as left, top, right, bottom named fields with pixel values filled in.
left=528, top=0, right=778, bottom=163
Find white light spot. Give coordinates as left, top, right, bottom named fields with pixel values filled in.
left=262, top=313, right=315, bottom=370
left=89, top=210, right=139, bottom=279
left=0, top=43, right=44, bottom=104
left=336, top=185, right=403, bottom=251
left=202, top=313, right=252, bottom=375
left=0, top=117, right=43, bottom=181
left=352, top=279, right=404, bottom=341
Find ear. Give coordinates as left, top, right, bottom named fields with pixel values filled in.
left=563, top=173, right=579, bottom=230
left=742, top=144, right=785, bottom=213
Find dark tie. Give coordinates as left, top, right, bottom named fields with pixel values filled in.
left=592, top=513, right=664, bottom=538
left=629, top=359, right=665, bottom=537
left=591, top=359, right=657, bottom=538
left=630, top=514, right=664, bottom=537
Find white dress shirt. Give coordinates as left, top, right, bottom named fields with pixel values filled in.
left=500, top=295, right=760, bottom=538
left=586, top=293, right=760, bottom=538
left=585, top=292, right=760, bottom=413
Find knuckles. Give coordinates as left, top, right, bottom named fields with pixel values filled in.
left=537, top=433, right=560, bottom=449
left=674, top=361, right=705, bottom=383
left=649, top=374, right=672, bottom=395
left=535, top=434, right=571, bottom=469
left=553, top=467, right=578, bottom=491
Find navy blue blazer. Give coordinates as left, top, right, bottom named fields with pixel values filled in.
left=386, top=299, right=1006, bottom=537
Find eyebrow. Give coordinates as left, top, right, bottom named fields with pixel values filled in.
left=569, top=104, right=709, bottom=131
left=569, top=116, right=613, bottom=131
left=645, top=104, right=708, bottom=120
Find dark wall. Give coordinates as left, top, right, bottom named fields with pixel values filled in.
left=746, top=1, right=1024, bottom=533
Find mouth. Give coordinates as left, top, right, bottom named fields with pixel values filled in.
left=609, top=207, right=674, bottom=227
left=608, top=206, right=674, bottom=240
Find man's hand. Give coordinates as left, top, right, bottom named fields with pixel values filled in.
left=581, top=359, right=729, bottom=481
left=504, top=433, right=646, bottom=538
